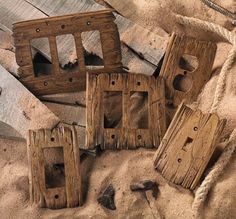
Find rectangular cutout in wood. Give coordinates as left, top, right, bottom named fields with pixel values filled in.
left=86, top=73, right=166, bottom=150
left=28, top=126, right=82, bottom=209
left=31, top=38, right=53, bottom=77
left=13, top=10, right=122, bottom=96
left=160, top=33, right=217, bottom=123
left=81, top=31, right=105, bottom=69
left=153, top=103, right=226, bottom=190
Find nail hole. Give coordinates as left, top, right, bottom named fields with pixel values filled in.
left=36, top=28, right=40, bottom=32
left=69, top=78, right=73, bottom=82
left=51, top=137, right=55, bottom=142
left=111, top=134, right=115, bottom=139
left=137, top=81, right=141, bottom=86
left=178, top=158, right=182, bottom=163
left=111, top=81, right=115, bottom=85
left=194, top=127, right=198, bottom=131
left=184, top=71, right=187, bottom=75
left=138, top=135, right=142, bottom=140
left=3, top=149, right=6, bottom=152
left=61, top=24, right=65, bottom=29
left=54, top=194, right=59, bottom=199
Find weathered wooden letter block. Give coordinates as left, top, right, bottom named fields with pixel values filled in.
left=28, top=126, right=82, bottom=209
left=160, top=33, right=217, bottom=121
left=86, top=73, right=166, bottom=150
left=153, top=103, right=226, bottom=190
left=13, top=9, right=122, bottom=96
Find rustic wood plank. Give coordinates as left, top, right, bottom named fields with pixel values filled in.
left=153, top=103, right=226, bottom=190
left=13, top=9, right=123, bottom=95
left=43, top=102, right=86, bottom=127
left=160, top=33, right=217, bottom=122
left=28, top=126, right=82, bottom=209
left=0, top=121, right=24, bottom=141
left=40, top=91, right=86, bottom=106
left=86, top=72, right=166, bottom=150
left=0, top=64, right=59, bottom=139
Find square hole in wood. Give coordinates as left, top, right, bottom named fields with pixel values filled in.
left=130, top=91, right=149, bottom=129
left=31, top=38, right=53, bottom=77
left=56, top=34, right=79, bottom=73
left=103, top=91, right=122, bottom=128
left=43, top=147, right=65, bottom=189
left=81, top=31, right=104, bottom=69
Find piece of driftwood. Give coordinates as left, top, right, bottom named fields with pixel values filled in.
left=28, top=126, right=82, bottom=209
left=86, top=73, right=166, bottom=149
left=153, top=103, right=226, bottom=190
left=160, top=33, right=217, bottom=121
left=0, top=64, right=59, bottom=139
left=0, top=122, right=24, bottom=141
left=43, top=102, right=86, bottom=127
left=13, top=9, right=122, bottom=95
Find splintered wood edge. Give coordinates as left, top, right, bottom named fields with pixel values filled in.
left=13, top=9, right=115, bottom=26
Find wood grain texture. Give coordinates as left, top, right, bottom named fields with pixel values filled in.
left=0, top=64, right=59, bottom=139
left=28, top=126, right=82, bottom=209
left=13, top=10, right=123, bottom=95
left=153, top=103, right=226, bottom=190
left=43, top=102, right=86, bottom=127
left=86, top=73, right=166, bottom=150
left=160, top=33, right=217, bottom=121
left=27, top=0, right=166, bottom=74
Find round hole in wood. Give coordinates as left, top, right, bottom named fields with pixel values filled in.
left=173, top=74, right=192, bottom=92
left=3, top=149, right=6, bottom=152
left=69, top=78, right=73, bottom=82
left=111, top=81, right=115, bottom=85
left=61, top=24, right=65, bottom=29
left=54, top=194, right=59, bottom=199
left=51, top=137, right=55, bottom=142
left=111, top=134, right=115, bottom=139
left=137, top=81, right=141, bottom=86
left=179, top=54, right=198, bottom=72
left=194, top=127, right=198, bottom=131
left=178, top=158, right=182, bottom=163
left=36, top=28, right=40, bottom=33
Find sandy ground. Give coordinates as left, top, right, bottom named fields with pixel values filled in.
left=0, top=0, right=236, bottom=218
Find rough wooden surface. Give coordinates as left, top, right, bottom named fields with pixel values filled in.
left=27, top=0, right=167, bottom=71
left=154, top=103, right=226, bottom=190
left=0, top=64, right=59, bottom=139
left=43, top=102, right=86, bottom=127
left=0, top=121, right=24, bottom=141
left=28, top=126, right=82, bottom=209
left=160, top=33, right=217, bottom=122
left=13, top=10, right=123, bottom=95
left=86, top=73, right=166, bottom=149
left=1, top=0, right=166, bottom=77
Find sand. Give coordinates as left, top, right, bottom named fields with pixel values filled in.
left=0, top=0, right=236, bottom=218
